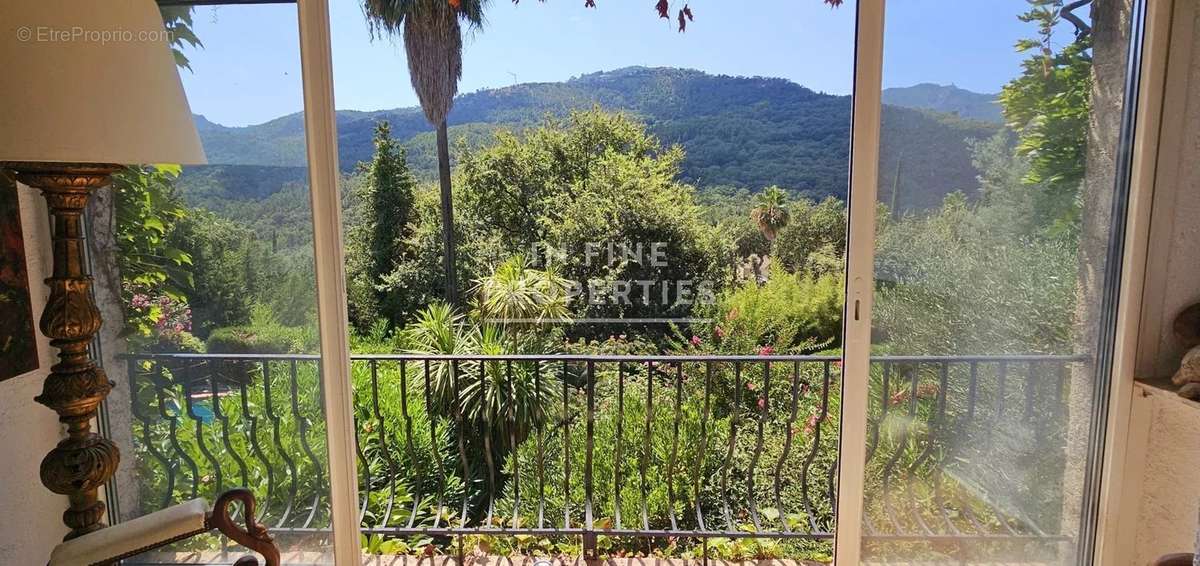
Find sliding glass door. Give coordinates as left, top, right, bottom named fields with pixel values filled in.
left=850, top=0, right=1146, bottom=563
left=107, top=1, right=1152, bottom=564
left=116, top=3, right=353, bottom=564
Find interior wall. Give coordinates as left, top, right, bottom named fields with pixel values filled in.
left=0, top=181, right=69, bottom=563
left=1137, top=0, right=1200, bottom=380
left=1122, top=1, right=1200, bottom=563
left=1125, top=384, right=1200, bottom=566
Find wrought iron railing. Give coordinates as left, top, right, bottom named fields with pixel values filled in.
left=121, top=352, right=1082, bottom=549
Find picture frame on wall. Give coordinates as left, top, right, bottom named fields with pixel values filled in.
left=0, top=173, right=38, bottom=380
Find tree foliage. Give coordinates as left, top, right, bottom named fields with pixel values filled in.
left=999, top=0, right=1093, bottom=234
left=771, top=196, right=845, bottom=275
left=750, top=186, right=790, bottom=242
left=347, top=121, right=420, bottom=329
left=113, top=165, right=196, bottom=341
left=166, top=211, right=267, bottom=338
left=458, top=109, right=729, bottom=328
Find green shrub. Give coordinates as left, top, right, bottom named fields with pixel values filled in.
left=692, top=271, right=843, bottom=354
left=874, top=192, right=1075, bottom=355
left=206, top=304, right=319, bottom=354
left=205, top=325, right=314, bottom=354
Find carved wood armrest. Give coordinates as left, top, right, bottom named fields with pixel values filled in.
left=207, top=488, right=281, bottom=566
left=47, top=488, right=279, bottom=566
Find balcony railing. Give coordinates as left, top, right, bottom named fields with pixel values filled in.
left=121, top=352, right=1082, bottom=552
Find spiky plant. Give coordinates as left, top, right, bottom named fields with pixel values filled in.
left=471, top=255, right=572, bottom=326
left=405, top=301, right=475, bottom=410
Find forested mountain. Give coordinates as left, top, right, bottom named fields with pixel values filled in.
left=181, top=67, right=999, bottom=212
left=881, top=83, right=1004, bottom=124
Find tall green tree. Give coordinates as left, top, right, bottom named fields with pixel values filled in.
left=362, top=0, right=487, bottom=306
left=166, top=211, right=264, bottom=338
left=360, top=121, right=419, bottom=326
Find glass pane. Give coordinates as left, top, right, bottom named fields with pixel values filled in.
left=864, top=1, right=1136, bottom=563
left=113, top=4, right=334, bottom=564
left=331, top=1, right=854, bottom=564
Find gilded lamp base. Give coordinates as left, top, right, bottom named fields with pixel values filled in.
left=4, top=162, right=122, bottom=540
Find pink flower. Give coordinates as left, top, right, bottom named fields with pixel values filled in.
left=746, top=381, right=757, bottom=391
left=690, top=335, right=702, bottom=347
left=756, top=398, right=766, bottom=410
left=714, top=326, right=726, bottom=340
left=757, top=345, right=774, bottom=356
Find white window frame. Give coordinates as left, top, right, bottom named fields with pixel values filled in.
left=1096, top=0, right=1172, bottom=564
left=289, top=0, right=1170, bottom=562
left=832, top=1, right=883, bottom=564
left=297, top=0, right=363, bottom=562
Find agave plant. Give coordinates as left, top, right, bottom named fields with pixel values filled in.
left=405, top=301, right=558, bottom=445
left=471, top=255, right=572, bottom=326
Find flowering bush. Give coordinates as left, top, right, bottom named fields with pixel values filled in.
left=124, top=283, right=201, bottom=352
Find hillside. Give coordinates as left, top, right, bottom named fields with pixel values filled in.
left=882, top=83, right=1003, bottom=124
left=181, top=67, right=1000, bottom=212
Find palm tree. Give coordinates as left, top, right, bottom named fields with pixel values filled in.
left=750, top=185, right=791, bottom=241
left=362, top=0, right=487, bottom=306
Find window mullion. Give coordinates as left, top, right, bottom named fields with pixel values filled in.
left=833, top=1, right=885, bottom=564
left=296, top=0, right=363, bottom=563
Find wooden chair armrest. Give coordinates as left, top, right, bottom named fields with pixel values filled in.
left=207, top=488, right=281, bottom=566
left=46, top=489, right=279, bottom=566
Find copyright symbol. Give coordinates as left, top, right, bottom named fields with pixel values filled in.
left=16, top=27, right=32, bottom=42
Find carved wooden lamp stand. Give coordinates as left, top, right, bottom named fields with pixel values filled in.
left=0, top=2, right=277, bottom=564
left=10, top=163, right=124, bottom=539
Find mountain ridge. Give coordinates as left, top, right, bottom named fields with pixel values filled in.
left=881, top=82, right=1003, bottom=123
left=182, top=66, right=1001, bottom=212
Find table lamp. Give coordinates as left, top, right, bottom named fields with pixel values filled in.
left=0, top=0, right=205, bottom=540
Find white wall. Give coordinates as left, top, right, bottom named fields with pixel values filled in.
left=1124, top=383, right=1200, bottom=566
left=0, top=182, right=70, bottom=564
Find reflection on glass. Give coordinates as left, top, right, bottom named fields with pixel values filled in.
left=864, top=1, right=1134, bottom=563
left=113, top=4, right=334, bottom=564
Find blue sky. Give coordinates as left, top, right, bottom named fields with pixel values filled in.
left=177, top=0, right=1062, bottom=127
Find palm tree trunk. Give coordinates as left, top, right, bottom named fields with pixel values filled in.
left=436, top=119, right=459, bottom=305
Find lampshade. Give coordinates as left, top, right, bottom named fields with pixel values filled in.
left=0, top=0, right=205, bottom=165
